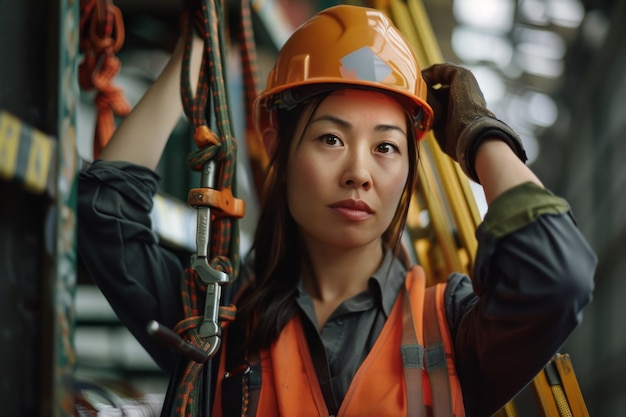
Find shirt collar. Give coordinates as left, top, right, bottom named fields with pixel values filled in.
left=295, top=248, right=407, bottom=317
left=369, top=249, right=407, bottom=316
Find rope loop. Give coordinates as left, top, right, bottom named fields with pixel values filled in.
left=79, top=0, right=129, bottom=159
left=186, top=143, right=222, bottom=171
left=171, top=0, right=246, bottom=414
left=209, top=255, right=234, bottom=277
left=174, top=315, right=204, bottom=338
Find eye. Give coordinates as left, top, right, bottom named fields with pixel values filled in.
left=319, top=133, right=344, bottom=147
left=375, top=142, right=400, bottom=154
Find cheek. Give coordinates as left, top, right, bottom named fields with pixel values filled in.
left=288, top=157, right=314, bottom=186
left=384, top=181, right=407, bottom=221
left=378, top=164, right=410, bottom=226
left=286, top=155, right=328, bottom=208
left=382, top=162, right=409, bottom=201
left=287, top=155, right=316, bottom=190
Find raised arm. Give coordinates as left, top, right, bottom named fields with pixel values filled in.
left=422, top=63, right=596, bottom=416
left=77, top=31, right=205, bottom=373
left=100, top=33, right=204, bottom=169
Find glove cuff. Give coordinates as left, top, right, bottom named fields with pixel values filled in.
left=455, top=116, right=528, bottom=183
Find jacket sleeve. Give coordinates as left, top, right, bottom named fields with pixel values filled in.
left=445, top=182, right=596, bottom=417
left=77, top=159, right=184, bottom=373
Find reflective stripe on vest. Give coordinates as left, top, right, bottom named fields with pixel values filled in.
left=213, top=265, right=465, bottom=416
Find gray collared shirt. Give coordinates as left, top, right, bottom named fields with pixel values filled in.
left=295, top=250, right=406, bottom=414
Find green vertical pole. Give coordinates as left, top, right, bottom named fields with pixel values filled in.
left=44, top=0, right=79, bottom=415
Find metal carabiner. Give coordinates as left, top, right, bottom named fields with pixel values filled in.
left=190, top=160, right=230, bottom=358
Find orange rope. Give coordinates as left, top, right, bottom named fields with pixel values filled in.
left=79, top=0, right=130, bottom=160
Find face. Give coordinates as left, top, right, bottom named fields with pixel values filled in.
left=285, top=89, right=411, bottom=252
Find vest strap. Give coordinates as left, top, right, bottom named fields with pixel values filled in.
left=424, top=285, right=454, bottom=417
left=402, top=268, right=426, bottom=417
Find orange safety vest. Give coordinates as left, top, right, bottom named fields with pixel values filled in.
left=213, top=265, right=465, bottom=416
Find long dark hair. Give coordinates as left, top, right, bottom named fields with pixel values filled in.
left=237, top=90, right=420, bottom=353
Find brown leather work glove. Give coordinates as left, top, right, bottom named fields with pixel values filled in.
left=421, top=63, right=527, bottom=183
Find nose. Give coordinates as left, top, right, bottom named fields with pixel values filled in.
left=341, top=149, right=372, bottom=190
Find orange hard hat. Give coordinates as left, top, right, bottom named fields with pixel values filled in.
left=253, top=4, right=433, bottom=143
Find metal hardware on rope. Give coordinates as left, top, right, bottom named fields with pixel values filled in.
left=145, top=0, right=252, bottom=414
left=147, top=321, right=209, bottom=364
left=147, top=159, right=242, bottom=364
left=188, top=187, right=245, bottom=219
left=190, top=160, right=230, bottom=359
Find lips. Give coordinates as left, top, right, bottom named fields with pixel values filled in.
left=328, top=199, right=374, bottom=221
left=329, top=199, right=374, bottom=213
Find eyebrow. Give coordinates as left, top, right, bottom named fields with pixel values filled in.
left=310, top=114, right=407, bottom=136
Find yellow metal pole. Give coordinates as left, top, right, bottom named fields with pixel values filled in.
left=372, top=0, right=481, bottom=280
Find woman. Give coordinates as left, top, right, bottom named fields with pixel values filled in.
left=77, top=4, right=596, bottom=417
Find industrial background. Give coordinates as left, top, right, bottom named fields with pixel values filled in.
left=1, top=0, right=624, bottom=415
